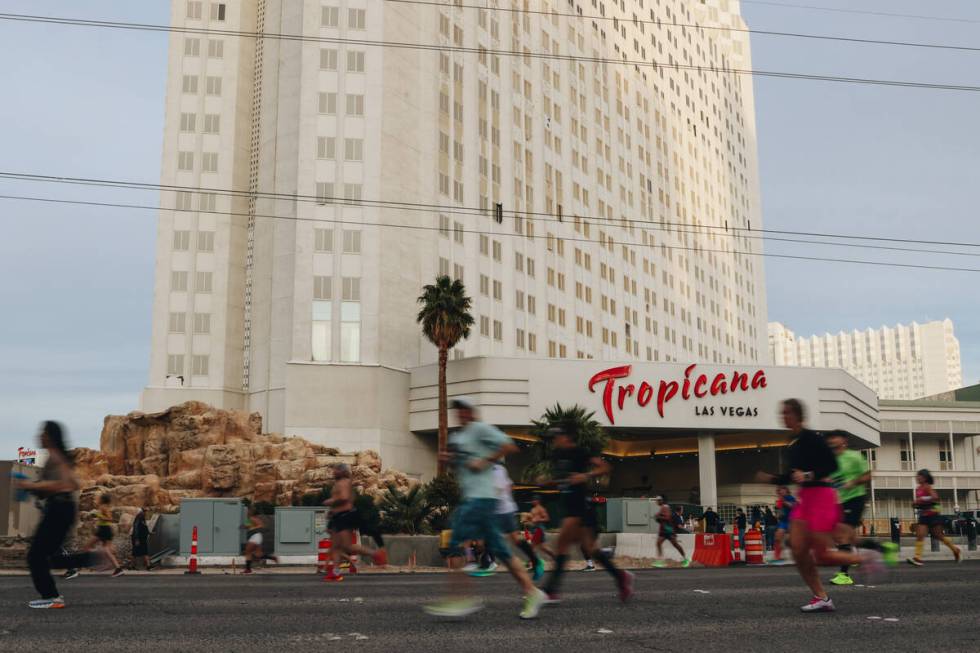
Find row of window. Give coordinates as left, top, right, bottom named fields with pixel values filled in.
left=173, top=230, right=214, bottom=252
left=179, top=113, right=220, bottom=134
left=167, top=353, right=210, bottom=376
left=183, top=37, right=224, bottom=59
left=170, top=271, right=213, bottom=293
left=314, top=228, right=362, bottom=253
left=185, top=1, right=224, bottom=21
left=312, top=276, right=361, bottom=301
left=168, top=312, right=211, bottom=334
left=177, top=151, right=219, bottom=172
left=181, top=74, right=222, bottom=96
left=317, top=137, right=363, bottom=161
left=320, top=7, right=366, bottom=30
left=318, top=92, right=365, bottom=115
left=319, top=49, right=366, bottom=73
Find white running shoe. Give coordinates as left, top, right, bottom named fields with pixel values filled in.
left=800, top=596, right=835, bottom=613
left=520, top=588, right=547, bottom=619
left=29, top=596, right=65, bottom=609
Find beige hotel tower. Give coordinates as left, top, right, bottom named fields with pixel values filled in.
left=143, top=0, right=770, bottom=477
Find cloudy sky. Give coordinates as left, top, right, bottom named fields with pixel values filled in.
left=0, top=0, right=977, bottom=454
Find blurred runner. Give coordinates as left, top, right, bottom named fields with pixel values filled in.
left=540, top=425, right=633, bottom=604
left=424, top=398, right=545, bottom=619
left=651, top=496, right=689, bottom=568
left=771, top=486, right=796, bottom=565
left=241, top=506, right=278, bottom=574
left=322, top=464, right=385, bottom=581
left=907, top=469, right=961, bottom=566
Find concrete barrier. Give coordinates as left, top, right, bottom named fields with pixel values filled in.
left=615, top=533, right=696, bottom=561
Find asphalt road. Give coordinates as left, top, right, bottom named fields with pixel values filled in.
left=0, top=562, right=977, bottom=652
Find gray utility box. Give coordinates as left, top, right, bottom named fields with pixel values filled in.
left=604, top=498, right=660, bottom=534
left=274, top=507, right=331, bottom=556
left=0, top=461, right=41, bottom=537
left=179, top=498, right=245, bottom=555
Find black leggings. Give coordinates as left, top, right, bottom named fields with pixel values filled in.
left=28, top=500, right=96, bottom=599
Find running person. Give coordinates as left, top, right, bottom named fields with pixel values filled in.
left=771, top=486, right=796, bottom=564
left=540, top=425, right=633, bottom=604
left=322, top=464, right=386, bottom=581
left=826, top=430, right=883, bottom=585
left=16, top=422, right=105, bottom=608
left=492, top=463, right=545, bottom=581
left=580, top=495, right=601, bottom=571
left=907, top=469, right=961, bottom=566
left=652, top=496, right=689, bottom=568
left=86, top=494, right=124, bottom=577
left=241, top=506, right=278, bottom=574
left=528, top=497, right=554, bottom=560
left=423, top=398, right=545, bottom=618
left=756, top=399, right=886, bottom=613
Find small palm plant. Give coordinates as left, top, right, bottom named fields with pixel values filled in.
left=522, top=403, right=609, bottom=483
left=417, top=275, right=474, bottom=476
left=378, top=483, right=435, bottom=535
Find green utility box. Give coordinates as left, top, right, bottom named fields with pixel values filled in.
left=274, top=506, right=331, bottom=555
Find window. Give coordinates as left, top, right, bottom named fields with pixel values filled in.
left=312, top=301, right=332, bottom=361
left=315, top=228, right=333, bottom=252
left=207, top=39, right=223, bottom=58
left=479, top=274, right=489, bottom=296
left=348, top=8, right=366, bottom=29
left=193, top=313, right=211, bottom=334
left=341, top=293, right=360, bottom=362
left=342, top=230, right=361, bottom=253
left=864, top=449, right=877, bottom=471
left=439, top=214, right=450, bottom=237
left=202, top=152, right=218, bottom=172
left=171, top=271, right=188, bottom=292
left=527, top=295, right=536, bottom=315
left=516, top=328, right=526, bottom=349
left=209, top=3, right=226, bottom=21
left=317, top=136, right=336, bottom=159
left=186, top=2, right=202, bottom=19
left=199, top=193, right=216, bottom=212
left=172, top=230, right=190, bottom=251
left=320, top=49, right=338, bottom=70
left=197, top=231, right=215, bottom=252
left=203, top=114, right=220, bottom=134
left=321, top=6, right=339, bottom=27
left=344, top=138, right=363, bottom=161
left=318, top=92, right=337, bottom=114
left=345, top=94, right=364, bottom=116
left=492, top=241, right=502, bottom=262
left=192, top=354, right=209, bottom=376
left=176, top=191, right=193, bottom=210
left=315, top=182, right=335, bottom=205
left=939, top=440, right=953, bottom=471
left=167, top=354, right=185, bottom=375
left=168, top=312, right=186, bottom=333
left=439, top=257, right=450, bottom=276
left=493, top=320, right=503, bottom=341
left=342, top=183, right=362, bottom=202
left=480, top=316, right=490, bottom=337
left=342, top=277, right=360, bottom=301
left=205, top=76, right=222, bottom=96
left=479, top=235, right=489, bottom=256
left=453, top=221, right=464, bottom=243
left=196, top=271, right=213, bottom=293
left=528, top=333, right=537, bottom=352
left=492, top=280, right=502, bottom=301
left=183, top=38, right=200, bottom=56
left=181, top=75, right=198, bottom=93
left=453, top=263, right=464, bottom=281
left=346, top=51, right=365, bottom=72
left=177, top=152, right=194, bottom=171
left=314, top=275, right=332, bottom=300
left=899, top=440, right=916, bottom=471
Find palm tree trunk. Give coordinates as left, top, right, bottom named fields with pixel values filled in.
left=437, top=345, right=449, bottom=477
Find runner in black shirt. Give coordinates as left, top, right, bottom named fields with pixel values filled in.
left=539, top=426, right=634, bottom=604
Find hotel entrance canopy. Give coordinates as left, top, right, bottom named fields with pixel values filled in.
left=410, top=357, right=880, bottom=449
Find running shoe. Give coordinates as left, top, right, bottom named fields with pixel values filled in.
left=423, top=597, right=485, bottom=618
left=881, top=542, right=899, bottom=566
left=322, top=572, right=344, bottom=582
left=28, top=597, right=65, bottom=609
left=582, top=562, right=596, bottom=572
left=242, top=568, right=254, bottom=575
left=829, top=572, right=854, bottom=586
left=650, top=559, right=666, bottom=568
left=855, top=549, right=885, bottom=584
left=618, top=570, right=635, bottom=603
left=461, top=562, right=479, bottom=573
left=63, top=569, right=79, bottom=580
left=800, top=596, right=835, bottom=613
left=767, top=558, right=791, bottom=566
left=906, top=557, right=924, bottom=567
left=112, top=567, right=125, bottom=578
left=543, top=593, right=561, bottom=605
left=467, top=562, right=498, bottom=577
left=372, top=549, right=388, bottom=567
left=680, top=559, right=691, bottom=568
left=532, top=558, right=545, bottom=582
left=519, top=588, right=547, bottom=620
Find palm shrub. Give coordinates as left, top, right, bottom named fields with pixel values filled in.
left=522, top=403, right=609, bottom=483
left=416, top=276, right=474, bottom=476
left=378, top=483, right=436, bottom=535
left=424, top=473, right=461, bottom=531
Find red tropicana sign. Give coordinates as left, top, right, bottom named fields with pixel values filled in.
left=587, top=364, right=768, bottom=424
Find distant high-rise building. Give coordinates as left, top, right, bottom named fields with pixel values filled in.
left=768, top=319, right=962, bottom=400
left=143, top=0, right=770, bottom=474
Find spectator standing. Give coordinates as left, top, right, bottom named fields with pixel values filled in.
left=750, top=506, right=763, bottom=530
left=735, top=508, right=747, bottom=549
left=673, top=505, right=689, bottom=534
left=763, top=507, right=778, bottom=551
left=702, top=507, right=719, bottom=534
left=131, top=508, right=152, bottom=570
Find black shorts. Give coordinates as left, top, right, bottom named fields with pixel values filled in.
left=96, top=525, right=113, bottom=542
left=840, top=496, right=866, bottom=527
left=329, top=510, right=359, bottom=533
left=582, top=505, right=599, bottom=534
left=918, top=513, right=943, bottom=528
left=132, top=543, right=148, bottom=557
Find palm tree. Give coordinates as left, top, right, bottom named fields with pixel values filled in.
left=378, top=483, right=436, bottom=535
left=522, top=403, right=610, bottom=482
left=417, top=275, right=474, bottom=475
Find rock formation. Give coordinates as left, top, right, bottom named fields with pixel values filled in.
left=71, top=401, right=415, bottom=539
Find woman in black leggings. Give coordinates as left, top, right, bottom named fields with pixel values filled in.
left=15, top=421, right=101, bottom=609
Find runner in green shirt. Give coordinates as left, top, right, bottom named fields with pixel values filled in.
left=826, top=430, right=873, bottom=585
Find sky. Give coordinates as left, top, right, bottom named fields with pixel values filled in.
left=0, top=0, right=977, bottom=454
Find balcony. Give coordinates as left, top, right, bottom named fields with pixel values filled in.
left=871, top=469, right=980, bottom=491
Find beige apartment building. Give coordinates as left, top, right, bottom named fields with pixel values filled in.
left=768, top=319, right=962, bottom=401
left=143, top=0, right=769, bottom=476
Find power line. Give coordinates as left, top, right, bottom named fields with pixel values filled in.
left=740, top=0, right=980, bottom=25
left=386, top=0, right=980, bottom=53
left=2, top=12, right=980, bottom=93
left=4, top=171, right=980, bottom=250
left=1, top=192, right=979, bottom=274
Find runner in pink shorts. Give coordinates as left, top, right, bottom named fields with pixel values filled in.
left=756, top=399, right=886, bottom=614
